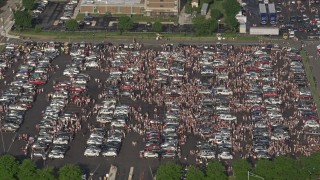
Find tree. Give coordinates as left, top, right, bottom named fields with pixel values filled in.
left=273, top=156, right=300, bottom=180
left=233, top=159, right=252, bottom=180
left=299, top=152, right=320, bottom=180
left=211, top=9, right=223, bottom=20
left=58, top=164, right=82, bottom=180
left=222, top=0, right=241, bottom=16
left=22, top=0, right=35, bottom=11
left=37, top=167, right=55, bottom=180
left=224, top=16, right=239, bottom=31
left=34, top=25, right=41, bottom=33
left=118, top=16, right=133, bottom=32
left=152, top=21, right=163, bottom=32
left=185, top=3, right=193, bottom=14
left=156, top=162, right=182, bottom=180
left=192, top=16, right=217, bottom=35
left=206, top=161, right=227, bottom=180
left=65, top=19, right=79, bottom=31
left=14, top=10, right=33, bottom=30
left=186, top=165, right=205, bottom=180
left=0, top=154, right=19, bottom=180
left=254, top=159, right=275, bottom=180
left=18, top=159, right=38, bottom=180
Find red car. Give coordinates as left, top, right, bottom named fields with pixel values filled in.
left=263, top=92, right=278, bottom=97
left=245, top=66, right=262, bottom=73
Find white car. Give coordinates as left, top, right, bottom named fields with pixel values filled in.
left=53, top=138, right=69, bottom=145
left=84, top=149, right=100, bottom=157
left=218, top=152, right=233, bottom=160
left=48, top=153, right=64, bottom=159
left=144, top=151, right=159, bottom=158
left=60, top=16, right=71, bottom=20
left=199, top=150, right=215, bottom=159
left=87, top=137, right=103, bottom=145
left=219, top=114, right=237, bottom=121
left=102, top=150, right=118, bottom=157
left=267, top=111, right=283, bottom=119
left=111, top=121, right=126, bottom=128
left=84, top=61, right=99, bottom=68
left=216, top=89, right=233, bottom=96
left=264, top=98, right=282, bottom=105
left=216, top=106, right=230, bottom=111
left=217, top=73, right=229, bottom=80
left=304, top=120, right=320, bottom=128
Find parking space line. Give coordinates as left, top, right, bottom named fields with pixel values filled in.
left=128, top=167, right=134, bottom=180
left=108, top=165, right=117, bottom=180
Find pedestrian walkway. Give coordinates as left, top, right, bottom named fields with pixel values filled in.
left=72, top=0, right=82, bottom=19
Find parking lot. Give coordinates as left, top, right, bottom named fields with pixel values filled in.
left=245, top=0, right=320, bottom=39
left=0, top=40, right=319, bottom=179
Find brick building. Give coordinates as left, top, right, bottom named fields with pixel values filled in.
left=80, top=0, right=179, bottom=16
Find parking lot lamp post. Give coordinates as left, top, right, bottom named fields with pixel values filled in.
left=105, top=27, right=107, bottom=39
left=218, top=19, right=221, bottom=33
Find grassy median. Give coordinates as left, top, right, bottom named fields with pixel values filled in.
left=9, top=30, right=260, bottom=42
left=301, top=50, right=320, bottom=114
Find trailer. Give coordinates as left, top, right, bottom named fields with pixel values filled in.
left=259, top=4, right=267, bottom=25
left=249, top=27, right=279, bottom=35
left=201, top=3, right=209, bottom=15
left=268, top=3, right=276, bottom=25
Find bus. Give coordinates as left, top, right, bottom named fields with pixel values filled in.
left=259, top=4, right=267, bottom=25
left=268, top=3, right=277, bottom=25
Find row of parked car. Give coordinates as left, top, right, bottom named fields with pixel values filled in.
left=0, top=44, right=59, bottom=132
left=60, top=0, right=78, bottom=21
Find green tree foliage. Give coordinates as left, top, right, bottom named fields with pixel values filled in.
left=34, top=25, right=41, bottom=33
left=192, top=16, right=217, bottom=35
left=185, top=3, right=193, bottom=14
left=22, top=0, right=35, bottom=11
left=299, top=152, right=320, bottom=179
left=254, top=159, right=275, bottom=179
left=118, top=16, right=133, bottom=31
left=37, top=167, right=55, bottom=180
left=273, top=156, right=300, bottom=180
left=210, top=9, right=223, bottom=20
left=233, top=159, right=252, bottom=180
left=18, top=159, right=38, bottom=180
left=14, top=10, right=33, bottom=29
left=206, top=161, right=227, bottom=180
left=222, top=0, right=240, bottom=31
left=186, top=165, right=205, bottom=180
left=65, top=19, right=79, bottom=31
left=224, top=16, right=239, bottom=31
left=58, top=164, right=82, bottom=180
left=0, top=154, right=19, bottom=180
left=152, top=21, right=163, bottom=32
left=156, top=162, right=182, bottom=180
left=222, top=0, right=241, bottom=16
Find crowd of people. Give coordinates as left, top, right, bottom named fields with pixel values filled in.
left=1, top=41, right=319, bottom=167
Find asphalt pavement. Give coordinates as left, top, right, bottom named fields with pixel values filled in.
left=0, top=39, right=319, bottom=180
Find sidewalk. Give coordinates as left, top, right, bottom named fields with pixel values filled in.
left=0, top=0, right=20, bottom=41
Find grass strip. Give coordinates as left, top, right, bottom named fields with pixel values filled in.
left=9, top=30, right=259, bottom=41
left=301, top=50, right=320, bottom=114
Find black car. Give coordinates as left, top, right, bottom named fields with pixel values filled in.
left=297, top=15, right=302, bottom=22
left=290, top=16, right=297, bottom=22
